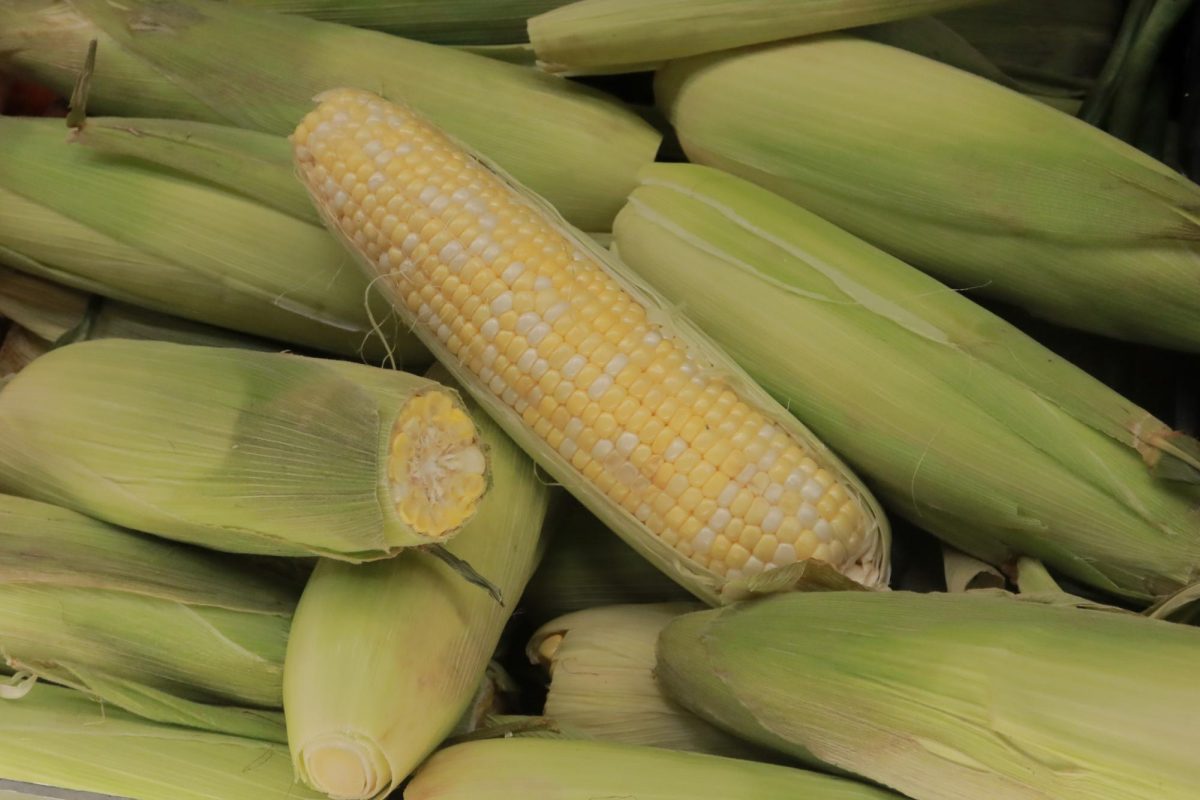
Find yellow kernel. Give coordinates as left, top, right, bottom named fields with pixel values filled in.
left=727, top=544, right=751, bottom=569
left=679, top=487, right=703, bottom=513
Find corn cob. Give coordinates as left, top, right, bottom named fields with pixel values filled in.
left=528, top=603, right=767, bottom=758
left=529, top=0, right=994, bottom=75
left=0, top=683, right=323, bottom=800
left=0, top=494, right=292, bottom=741
left=284, top=365, right=549, bottom=799
left=0, top=116, right=429, bottom=363
left=291, top=88, right=890, bottom=606
left=657, top=591, right=1200, bottom=800
left=0, top=339, right=489, bottom=559
left=404, top=738, right=902, bottom=800
left=521, top=499, right=693, bottom=621
left=0, top=0, right=659, bottom=231
left=230, top=0, right=569, bottom=44
left=656, top=36, right=1200, bottom=352
left=612, top=163, right=1200, bottom=601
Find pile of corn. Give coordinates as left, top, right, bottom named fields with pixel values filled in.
left=1, top=1, right=1199, bottom=799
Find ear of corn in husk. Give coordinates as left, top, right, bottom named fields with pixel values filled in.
left=527, top=602, right=768, bottom=758
left=655, top=36, right=1200, bottom=353
left=0, top=116, right=429, bottom=364
left=283, top=364, right=549, bottom=800
left=0, top=0, right=659, bottom=232
left=230, top=0, right=570, bottom=44
left=657, top=591, right=1200, bottom=800
left=0, top=339, right=491, bottom=559
left=520, top=499, right=694, bottom=622
left=612, top=163, right=1200, bottom=601
left=0, top=493, right=292, bottom=741
left=529, top=0, right=994, bottom=75
left=292, top=88, right=891, bottom=608
left=404, top=738, right=903, bottom=800
left=0, top=682, right=323, bottom=800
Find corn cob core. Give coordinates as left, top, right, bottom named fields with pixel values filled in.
left=293, top=88, right=867, bottom=581
left=389, top=390, right=488, bottom=537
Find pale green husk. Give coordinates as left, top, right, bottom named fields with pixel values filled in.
left=612, top=163, right=1200, bottom=602
left=655, top=35, right=1200, bottom=351
left=0, top=116, right=428, bottom=363
left=298, top=94, right=891, bottom=607
left=231, top=0, right=569, bottom=44
left=528, top=603, right=765, bottom=758
left=529, top=0, right=993, bottom=74
left=0, top=683, right=322, bottom=800
left=0, top=0, right=660, bottom=231
left=657, top=591, right=1200, bottom=800
left=520, top=500, right=693, bottom=622
left=0, top=339, right=481, bottom=559
left=404, top=738, right=901, bottom=799
left=0, top=494, right=291, bottom=741
left=283, top=365, right=549, bottom=799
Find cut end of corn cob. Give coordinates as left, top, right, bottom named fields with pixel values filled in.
left=389, top=389, right=489, bottom=538
left=299, top=733, right=392, bottom=800
left=292, top=88, right=880, bottom=595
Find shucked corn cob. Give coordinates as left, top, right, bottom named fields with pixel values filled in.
left=292, top=89, right=890, bottom=605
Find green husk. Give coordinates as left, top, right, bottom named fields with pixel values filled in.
left=283, top=365, right=549, bottom=800
left=0, top=116, right=428, bottom=364
left=520, top=500, right=693, bottom=622
left=942, top=547, right=1006, bottom=592
left=0, top=494, right=292, bottom=741
left=298, top=92, right=891, bottom=608
left=528, top=603, right=767, bottom=758
left=657, top=591, right=1200, bottom=800
left=612, top=163, right=1200, bottom=601
left=0, top=339, right=488, bottom=560
left=0, top=0, right=660, bottom=231
left=404, top=738, right=902, bottom=799
left=231, top=0, right=569, bottom=44
left=656, top=36, right=1200, bottom=352
left=0, top=683, right=322, bottom=800
left=529, top=0, right=994, bottom=75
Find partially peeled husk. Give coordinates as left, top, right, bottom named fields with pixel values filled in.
left=0, top=339, right=489, bottom=559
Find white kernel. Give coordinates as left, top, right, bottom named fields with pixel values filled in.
left=560, top=440, right=578, bottom=460
left=785, top=471, right=806, bottom=490
left=516, top=312, right=539, bottom=335
left=501, top=388, right=518, bottom=406
left=680, top=360, right=696, bottom=375
left=430, top=195, right=450, bottom=213
left=514, top=399, right=529, bottom=413
left=814, top=519, right=833, bottom=543
left=481, top=319, right=500, bottom=340
left=395, top=143, right=412, bottom=155
left=479, top=213, right=498, bottom=229
left=531, top=359, right=549, bottom=380
left=479, top=367, right=495, bottom=383
left=644, top=331, right=662, bottom=347
left=529, top=387, right=544, bottom=404
left=439, top=241, right=463, bottom=263
left=417, top=303, right=433, bottom=321
left=465, top=198, right=487, bottom=214
left=616, top=432, right=639, bottom=456
left=332, top=111, right=349, bottom=123
left=565, top=417, right=584, bottom=439
left=545, top=302, right=570, bottom=323
left=534, top=276, right=553, bottom=290
left=759, top=448, right=780, bottom=470
left=635, top=504, right=652, bottom=522
left=743, top=556, right=765, bottom=576
left=436, top=324, right=451, bottom=341
left=717, top=484, right=738, bottom=508
left=489, top=375, right=506, bottom=395
left=797, top=504, right=818, bottom=527
left=332, top=191, right=349, bottom=211
left=773, top=544, right=797, bottom=566
left=802, top=479, right=824, bottom=501
left=419, top=186, right=438, bottom=204
left=593, top=439, right=614, bottom=459
left=402, top=233, right=420, bottom=253
left=762, top=508, right=782, bottom=534
left=737, top=464, right=757, bottom=483
left=765, top=484, right=783, bottom=503
left=450, top=253, right=469, bottom=272
left=491, top=292, right=513, bottom=314
left=482, top=244, right=502, bottom=263
left=517, top=350, right=537, bottom=372
left=482, top=345, right=497, bottom=365
left=501, top=262, right=525, bottom=284
left=469, top=234, right=491, bottom=254
left=759, top=423, right=776, bottom=439
left=451, top=188, right=472, bottom=203
left=377, top=252, right=390, bottom=270
left=693, top=528, right=715, bottom=554
left=562, top=356, right=586, bottom=379
left=587, top=374, right=613, bottom=400
left=322, top=177, right=337, bottom=196
left=374, top=151, right=393, bottom=166
left=664, top=437, right=687, bottom=462
left=528, top=322, right=551, bottom=345
left=604, top=354, right=629, bottom=376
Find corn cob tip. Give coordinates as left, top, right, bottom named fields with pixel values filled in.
left=297, top=734, right=392, bottom=800
left=388, top=389, right=489, bottom=538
